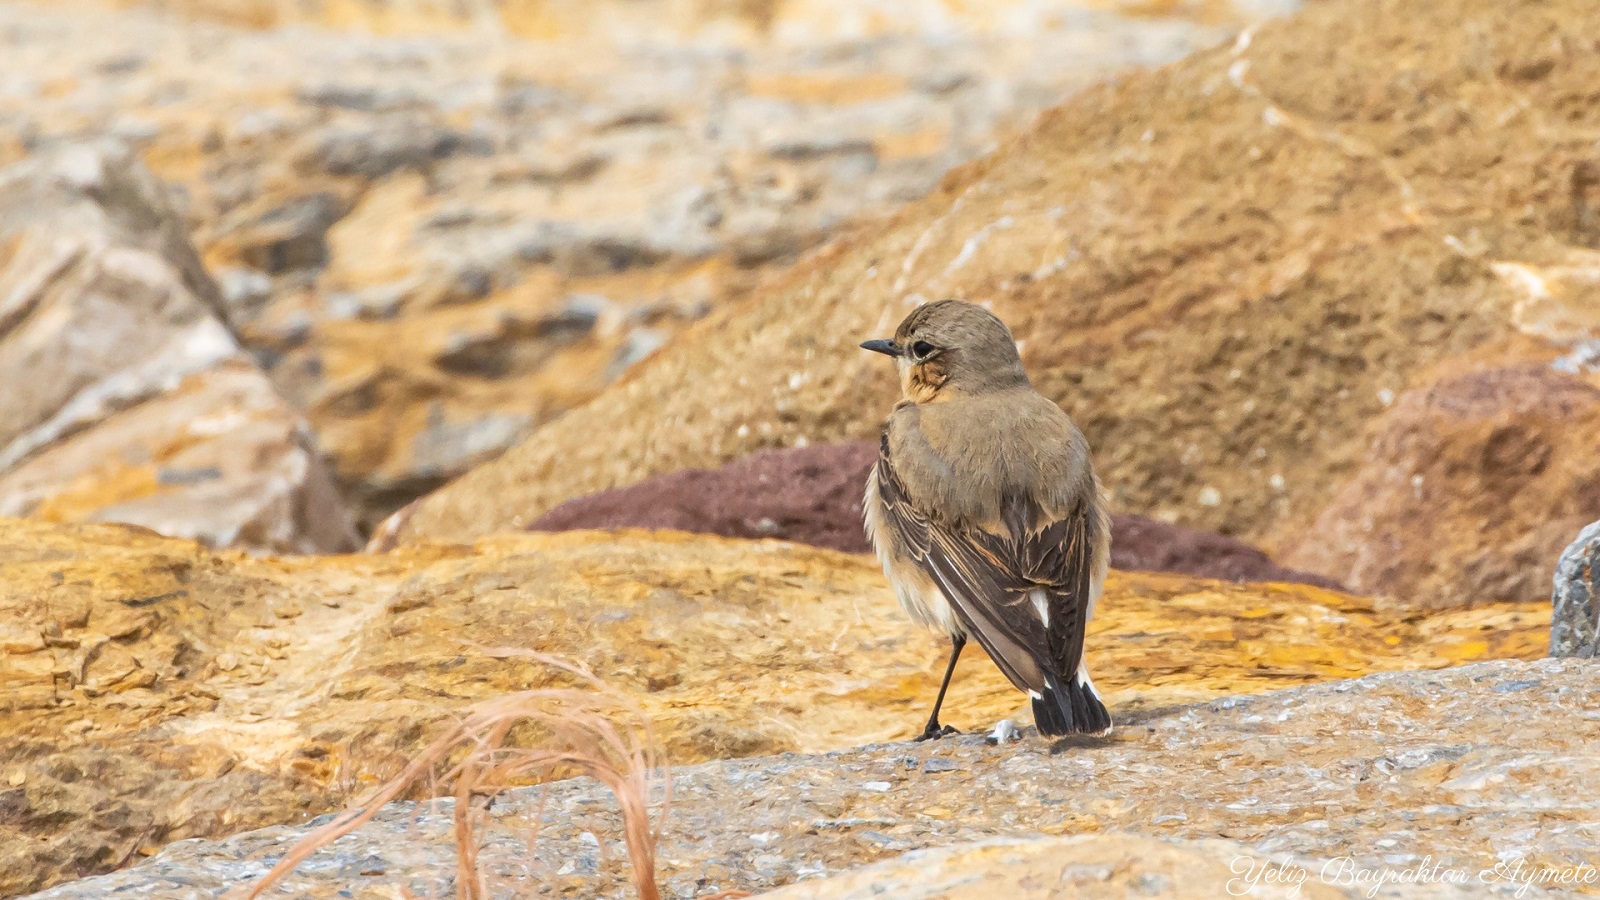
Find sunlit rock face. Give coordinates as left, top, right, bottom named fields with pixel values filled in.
left=0, top=516, right=1547, bottom=896
left=387, top=0, right=1600, bottom=613
left=0, top=0, right=1260, bottom=531
left=0, top=145, right=358, bottom=554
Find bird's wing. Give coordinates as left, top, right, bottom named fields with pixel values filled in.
left=873, top=435, right=1100, bottom=694
left=1002, top=494, right=1100, bottom=683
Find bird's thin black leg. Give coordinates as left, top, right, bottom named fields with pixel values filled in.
left=916, top=634, right=966, bottom=741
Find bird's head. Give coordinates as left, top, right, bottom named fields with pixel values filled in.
left=860, top=299, right=1028, bottom=403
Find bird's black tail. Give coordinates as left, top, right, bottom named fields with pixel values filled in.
left=1033, top=669, right=1112, bottom=736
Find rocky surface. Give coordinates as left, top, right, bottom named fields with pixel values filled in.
left=1111, top=511, right=1345, bottom=591
left=1551, top=519, right=1600, bottom=658
left=757, top=835, right=1520, bottom=900
left=0, top=144, right=357, bottom=554
left=523, top=440, right=1346, bottom=588
left=3, top=1, right=1594, bottom=897
left=528, top=441, right=879, bottom=553
left=386, top=0, right=1600, bottom=612
left=0, top=516, right=1549, bottom=897
left=97, top=0, right=1287, bottom=40
left=1281, top=366, right=1600, bottom=609
left=0, top=0, right=1260, bottom=531
left=26, top=659, right=1594, bottom=899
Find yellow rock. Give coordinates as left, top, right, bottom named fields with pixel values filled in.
left=0, top=516, right=1548, bottom=896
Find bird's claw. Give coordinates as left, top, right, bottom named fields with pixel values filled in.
left=914, top=723, right=960, bottom=742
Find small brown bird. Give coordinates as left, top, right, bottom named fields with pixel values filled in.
left=861, top=299, right=1111, bottom=739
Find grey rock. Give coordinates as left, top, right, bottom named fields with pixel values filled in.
left=323, top=279, right=413, bottom=321
left=297, top=83, right=423, bottom=112
left=557, top=234, right=670, bottom=277
left=765, top=136, right=878, bottom=162
left=559, top=293, right=616, bottom=325
left=215, top=266, right=274, bottom=323
left=517, top=151, right=609, bottom=185
left=609, top=327, right=669, bottom=379
left=409, top=405, right=533, bottom=477
left=1550, top=340, right=1600, bottom=373
left=309, top=119, right=490, bottom=179
left=22, top=659, right=1593, bottom=899
left=493, top=78, right=575, bottom=117
left=235, top=192, right=346, bottom=274
left=758, top=834, right=1516, bottom=899
left=1551, top=519, right=1600, bottom=658
left=590, top=105, right=676, bottom=131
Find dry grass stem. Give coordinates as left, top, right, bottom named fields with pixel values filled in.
left=243, top=652, right=669, bottom=900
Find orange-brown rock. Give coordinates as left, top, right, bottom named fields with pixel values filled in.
left=0, top=144, right=358, bottom=554
left=0, top=0, right=1246, bottom=531
left=387, top=0, right=1600, bottom=611
left=0, top=517, right=1547, bottom=896
left=1281, top=366, right=1600, bottom=610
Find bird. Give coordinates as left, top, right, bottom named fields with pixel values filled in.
left=859, top=299, right=1112, bottom=740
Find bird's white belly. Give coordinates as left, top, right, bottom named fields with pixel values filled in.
left=883, top=554, right=962, bottom=635
left=863, top=466, right=963, bottom=636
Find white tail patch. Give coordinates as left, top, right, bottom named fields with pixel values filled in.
left=1028, top=587, right=1050, bottom=627
left=1076, top=661, right=1100, bottom=697
left=1077, top=660, right=1113, bottom=736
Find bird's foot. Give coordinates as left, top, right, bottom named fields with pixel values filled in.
left=914, top=723, right=960, bottom=742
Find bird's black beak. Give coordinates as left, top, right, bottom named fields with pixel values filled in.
left=860, top=339, right=900, bottom=357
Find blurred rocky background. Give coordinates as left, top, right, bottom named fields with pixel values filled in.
left=4, top=0, right=1600, bottom=897
left=0, top=0, right=1273, bottom=533
left=380, top=0, right=1600, bottom=616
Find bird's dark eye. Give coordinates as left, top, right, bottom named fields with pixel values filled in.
left=911, top=340, right=936, bottom=359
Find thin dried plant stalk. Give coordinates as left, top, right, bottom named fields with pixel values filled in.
left=243, top=652, right=668, bottom=900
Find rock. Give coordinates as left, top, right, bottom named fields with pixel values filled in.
left=0, top=144, right=358, bottom=554
left=522, top=441, right=1347, bottom=589
left=0, top=0, right=1252, bottom=531
left=214, top=266, right=274, bottom=323
left=1280, top=366, right=1600, bottom=610
left=756, top=835, right=1497, bottom=899
left=1109, top=513, right=1347, bottom=590
left=0, top=517, right=1550, bottom=896
left=228, top=192, right=347, bottom=276
left=25, top=659, right=1589, bottom=899
left=307, top=119, right=487, bottom=181
left=385, top=0, right=1600, bottom=614
left=527, top=441, right=880, bottom=553
left=1551, top=520, right=1600, bottom=658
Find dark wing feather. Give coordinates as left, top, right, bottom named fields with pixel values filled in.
left=874, top=435, right=1098, bottom=694
left=1035, top=501, right=1099, bottom=680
